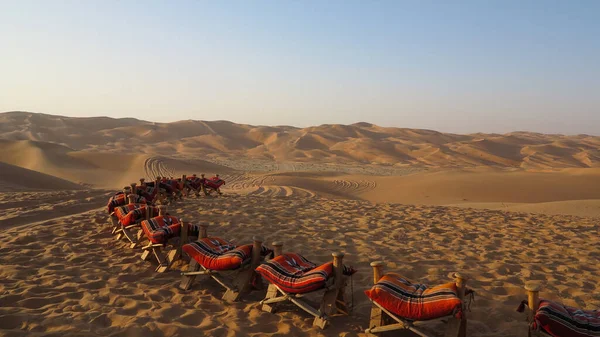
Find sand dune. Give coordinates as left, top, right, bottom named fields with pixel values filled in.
left=2, top=111, right=599, bottom=169
left=0, top=162, right=85, bottom=192
left=2, top=112, right=599, bottom=215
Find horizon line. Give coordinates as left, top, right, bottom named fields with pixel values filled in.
left=1, top=110, right=597, bottom=138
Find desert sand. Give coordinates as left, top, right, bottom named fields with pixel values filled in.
left=1, top=111, right=599, bottom=336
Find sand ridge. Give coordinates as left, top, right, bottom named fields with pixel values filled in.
left=2, top=111, right=600, bottom=170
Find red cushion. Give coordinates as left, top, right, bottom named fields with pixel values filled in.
left=255, top=253, right=355, bottom=294
left=107, top=193, right=146, bottom=213
left=364, top=273, right=463, bottom=321
left=140, top=216, right=199, bottom=244
left=118, top=206, right=160, bottom=227
left=533, top=299, right=600, bottom=337
left=113, top=203, right=145, bottom=220
left=184, top=237, right=256, bottom=271
left=205, top=178, right=225, bottom=189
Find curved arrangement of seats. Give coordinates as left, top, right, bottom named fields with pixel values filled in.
left=518, top=283, right=600, bottom=337
left=103, top=174, right=599, bottom=336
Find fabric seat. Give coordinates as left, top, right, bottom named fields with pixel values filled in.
left=107, top=193, right=146, bottom=213
left=118, top=205, right=160, bottom=227
left=364, top=273, right=464, bottom=321
left=183, top=237, right=271, bottom=271
left=255, top=253, right=356, bottom=294
left=113, top=203, right=145, bottom=220
left=530, top=300, right=600, bottom=337
left=205, top=178, right=225, bottom=189
left=141, top=216, right=199, bottom=244
left=186, top=177, right=204, bottom=190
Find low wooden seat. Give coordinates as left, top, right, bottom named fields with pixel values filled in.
left=365, top=261, right=471, bottom=337
left=256, top=243, right=355, bottom=329
left=138, top=206, right=198, bottom=273
left=113, top=193, right=160, bottom=248
left=179, top=225, right=270, bottom=302
left=518, top=282, right=600, bottom=337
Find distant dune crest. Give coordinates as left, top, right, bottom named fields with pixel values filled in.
left=1, top=111, right=599, bottom=169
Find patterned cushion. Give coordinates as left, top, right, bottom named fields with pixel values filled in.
left=183, top=237, right=271, bottom=271
left=364, top=273, right=463, bottom=321
left=113, top=203, right=145, bottom=220
left=534, top=300, right=600, bottom=337
left=255, top=253, right=355, bottom=294
left=186, top=177, right=204, bottom=190
left=205, top=178, right=225, bottom=190
left=119, top=206, right=160, bottom=227
left=140, top=216, right=200, bottom=244
left=137, top=187, right=156, bottom=203
left=107, top=193, right=146, bottom=214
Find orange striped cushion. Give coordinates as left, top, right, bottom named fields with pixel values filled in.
left=118, top=206, right=160, bottom=227
left=364, top=273, right=462, bottom=321
left=107, top=193, right=146, bottom=213
left=113, top=203, right=144, bottom=220
left=255, top=253, right=356, bottom=294
left=184, top=237, right=270, bottom=271
left=532, top=300, right=600, bottom=337
left=140, top=216, right=200, bottom=244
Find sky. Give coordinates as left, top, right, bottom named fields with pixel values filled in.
left=0, top=0, right=599, bottom=135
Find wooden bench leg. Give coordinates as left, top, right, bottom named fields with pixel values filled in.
left=109, top=214, right=119, bottom=233
left=366, top=261, right=393, bottom=336
left=444, top=273, right=468, bottom=337
left=179, top=259, right=200, bottom=290
left=261, top=284, right=280, bottom=313
left=154, top=247, right=170, bottom=273
left=121, top=226, right=136, bottom=245
left=260, top=241, right=283, bottom=312
left=222, top=236, right=264, bottom=302
left=140, top=248, right=152, bottom=261
left=525, top=282, right=542, bottom=337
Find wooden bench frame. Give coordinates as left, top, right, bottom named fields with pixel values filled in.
left=113, top=192, right=160, bottom=248
left=139, top=206, right=193, bottom=273
left=365, top=261, right=469, bottom=337
left=258, top=243, right=351, bottom=329
left=109, top=186, right=132, bottom=234
left=184, top=174, right=206, bottom=197
left=179, top=225, right=265, bottom=302
left=522, top=283, right=552, bottom=337
left=202, top=174, right=224, bottom=196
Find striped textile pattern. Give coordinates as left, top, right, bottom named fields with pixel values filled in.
left=255, top=253, right=355, bottom=294
left=140, top=216, right=180, bottom=244
left=113, top=203, right=145, bottom=220
left=119, top=206, right=160, bottom=227
left=205, top=178, right=225, bottom=190
left=186, top=177, right=204, bottom=190
left=137, top=188, right=156, bottom=203
left=534, top=299, right=600, bottom=337
left=183, top=237, right=271, bottom=271
left=364, top=273, right=463, bottom=321
left=107, top=193, right=146, bottom=214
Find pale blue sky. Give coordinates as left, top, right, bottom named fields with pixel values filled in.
left=1, top=0, right=598, bottom=134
